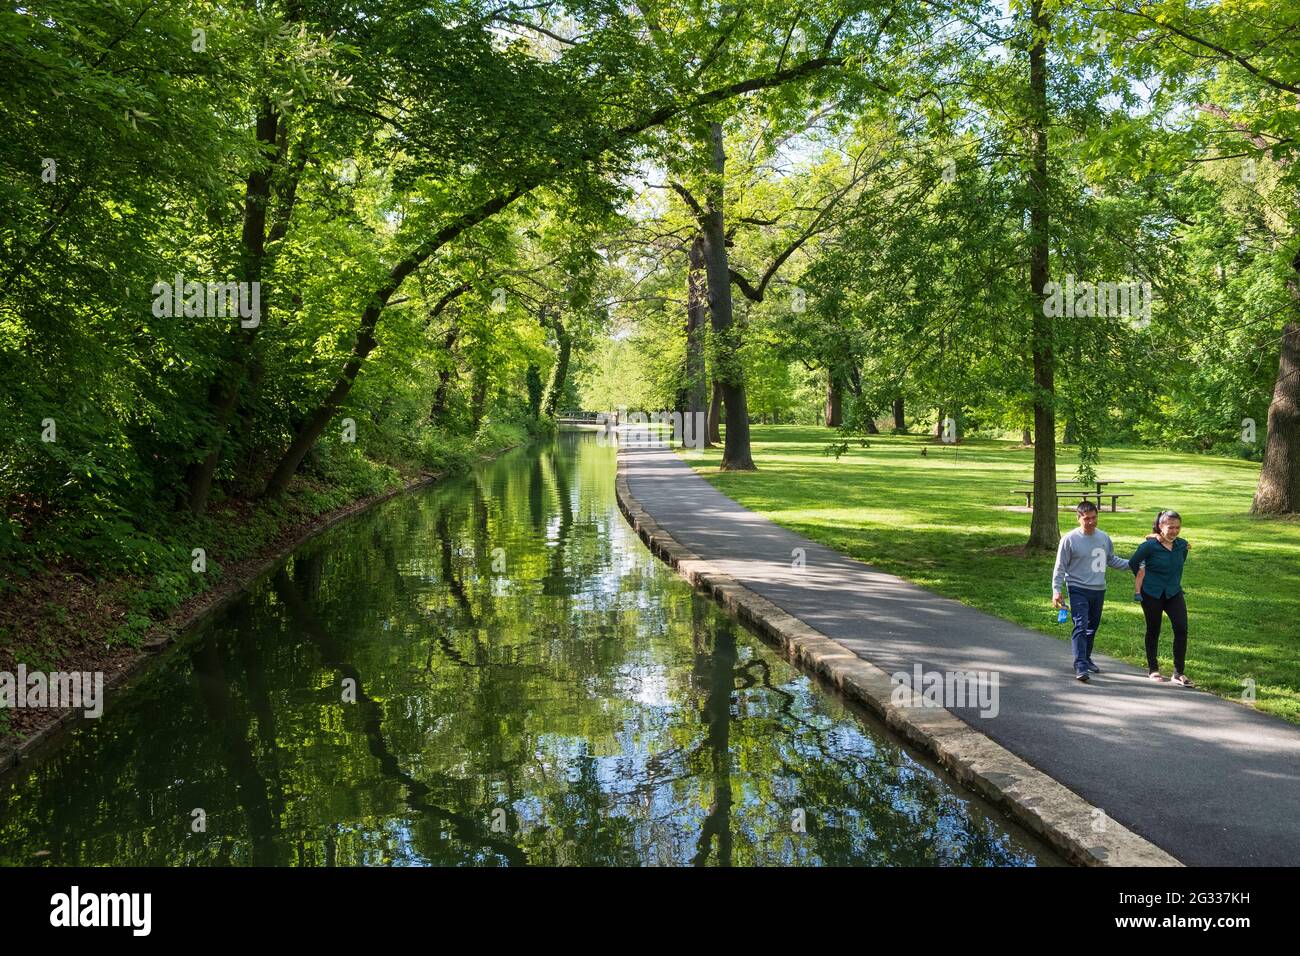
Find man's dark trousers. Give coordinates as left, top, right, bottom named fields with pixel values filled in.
left=1067, top=585, right=1105, bottom=674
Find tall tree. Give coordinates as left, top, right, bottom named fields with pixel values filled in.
left=1025, top=0, right=1059, bottom=550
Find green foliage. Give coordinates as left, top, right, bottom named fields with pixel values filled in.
left=474, top=420, right=530, bottom=454
left=308, top=443, right=403, bottom=500
left=3, top=0, right=1298, bottom=678
left=2, top=2, right=610, bottom=578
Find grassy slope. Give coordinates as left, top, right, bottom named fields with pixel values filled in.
left=683, top=426, right=1300, bottom=724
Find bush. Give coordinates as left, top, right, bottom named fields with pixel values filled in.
left=306, top=441, right=402, bottom=498
left=414, top=429, right=473, bottom=473
left=474, top=420, right=529, bottom=455
left=1208, top=439, right=1263, bottom=462
left=524, top=414, right=558, bottom=440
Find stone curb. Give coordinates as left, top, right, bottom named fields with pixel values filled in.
left=615, top=450, right=1182, bottom=868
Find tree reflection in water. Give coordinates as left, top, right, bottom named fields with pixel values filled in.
left=0, top=433, right=1058, bottom=867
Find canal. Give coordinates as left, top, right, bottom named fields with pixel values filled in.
left=0, top=432, right=1061, bottom=865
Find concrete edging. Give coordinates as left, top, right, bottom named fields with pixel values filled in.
left=615, top=450, right=1182, bottom=868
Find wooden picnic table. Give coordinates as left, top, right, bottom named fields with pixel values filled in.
left=1014, top=478, right=1122, bottom=497
left=1013, top=485, right=1134, bottom=512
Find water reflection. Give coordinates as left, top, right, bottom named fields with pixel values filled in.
left=0, top=433, right=1058, bottom=866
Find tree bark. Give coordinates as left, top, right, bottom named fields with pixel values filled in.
left=707, top=380, right=724, bottom=445
left=698, top=122, right=754, bottom=471
left=685, top=232, right=713, bottom=447
left=854, top=368, right=878, bottom=434
left=1252, top=251, right=1300, bottom=513
left=185, top=361, right=245, bottom=515
left=1027, top=0, right=1060, bottom=551
left=1251, top=318, right=1300, bottom=513
left=893, top=396, right=905, bottom=431
left=423, top=285, right=472, bottom=423
left=235, top=355, right=264, bottom=478
left=825, top=370, right=842, bottom=427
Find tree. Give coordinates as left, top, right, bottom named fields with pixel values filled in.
left=1106, top=1, right=1300, bottom=512
left=262, top=1, right=883, bottom=493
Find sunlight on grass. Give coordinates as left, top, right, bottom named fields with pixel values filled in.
left=685, top=426, right=1300, bottom=724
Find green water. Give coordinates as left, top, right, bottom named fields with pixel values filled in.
left=0, top=433, right=1060, bottom=865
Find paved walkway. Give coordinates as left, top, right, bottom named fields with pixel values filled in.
left=622, top=443, right=1300, bottom=866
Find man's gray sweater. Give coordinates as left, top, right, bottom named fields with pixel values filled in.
left=1052, top=528, right=1131, bottom=592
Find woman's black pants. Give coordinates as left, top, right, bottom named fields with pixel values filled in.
left=1140, top=591, right=1188, bottom=673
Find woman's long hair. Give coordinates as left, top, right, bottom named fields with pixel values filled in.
left=1153, top=510, right=1181, bottom=535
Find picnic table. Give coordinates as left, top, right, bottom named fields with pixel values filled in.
left=1012, top=479, right=1133, bottom=512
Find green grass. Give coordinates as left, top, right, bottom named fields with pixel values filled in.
left=683, top=426, right=1300, bottom=724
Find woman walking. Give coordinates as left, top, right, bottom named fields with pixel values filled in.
left=1129, top=510, right=1195, bottom=686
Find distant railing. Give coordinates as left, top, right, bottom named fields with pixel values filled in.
left=557, top=410, right=603, bottom=422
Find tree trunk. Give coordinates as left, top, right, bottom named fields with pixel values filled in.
left=185, top=100, right=280, bottom=515
left=707, top=380, right=723, bottom=445
left=825, top=370, right=842, bottom=427
left=186, top=372, right=243, bottom=515
left=1251, top=318, right=1300, bottom=513
left=430, top=327, right=458, bottom=421
left=698, top=122, right=754, bottom=470
left=855, top=369, right=878, bottom=433
left=235, top=356, right=264, bottom=479
left=934, top=408, right=944, bottom=438
left=262, top=246, right=450, bottom=498
left=540, top=318, right=571, bottom=418
left=685, top=233, right=714, bottom=447
left=471, top=367, right=489, bottom=431
left=893, top=396, right=905, bottom=431
left=1252, top=252, right=1300, bottom=513
left=264, top=316, right=379, bottom=498
left=1027, top=0, right=1060, bottom=551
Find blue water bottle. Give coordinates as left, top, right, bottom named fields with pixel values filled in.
left=1056, top=605, right=1069, bottom=624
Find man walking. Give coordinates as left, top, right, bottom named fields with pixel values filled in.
left=1051, top=501, right=1132, bottom=682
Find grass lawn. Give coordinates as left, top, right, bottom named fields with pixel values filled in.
left=681, top=425, right=1300, bottom=725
